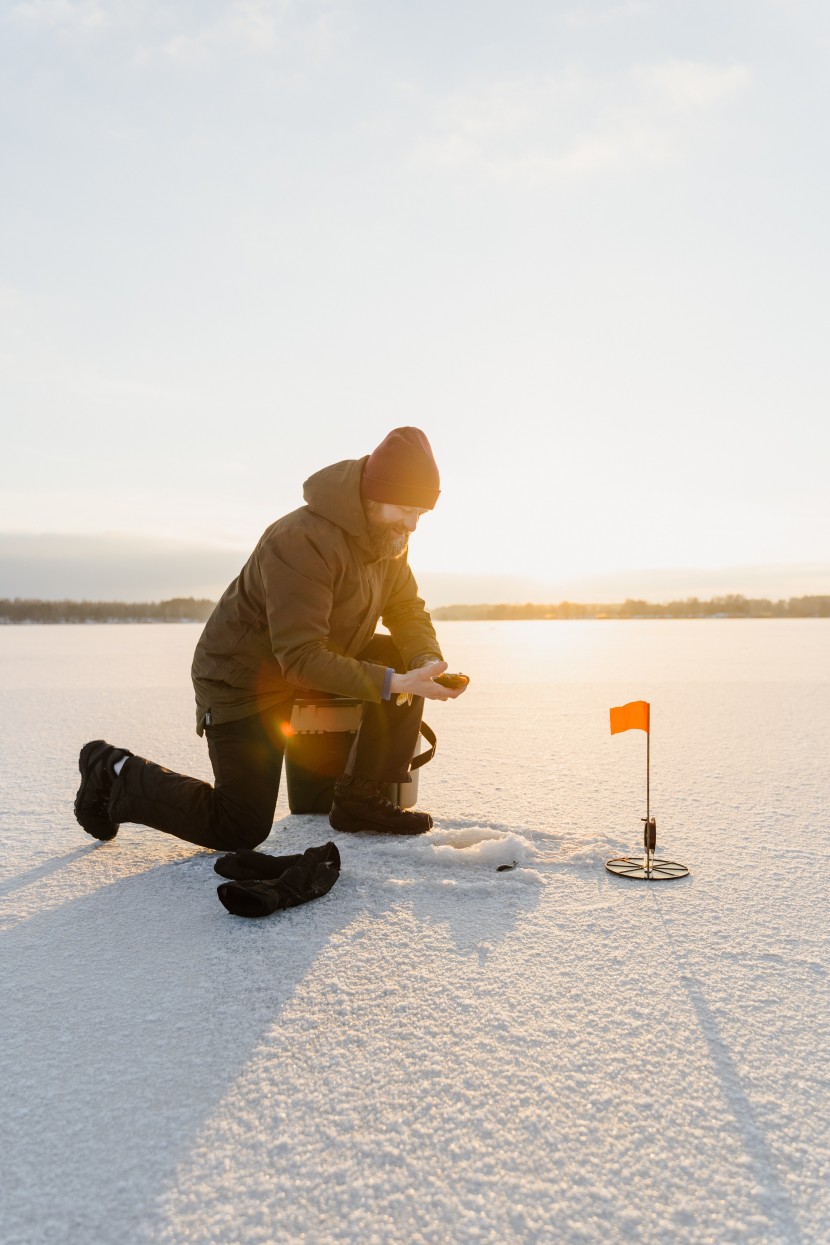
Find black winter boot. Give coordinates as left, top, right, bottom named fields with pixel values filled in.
left=74, top=740, right=133, bottom=841
left=329, top=776, right=432, bottom=836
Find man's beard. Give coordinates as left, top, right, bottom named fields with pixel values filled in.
left=367, top=523, right=410, bottom=560
left=363, top=498, right=411, bottom=559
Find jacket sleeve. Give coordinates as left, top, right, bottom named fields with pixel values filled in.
left=257, top=531, right=387, bottom=702
left=381, top=559, right=443, bottom=668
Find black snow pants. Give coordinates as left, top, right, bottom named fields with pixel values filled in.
left=107, top=636, right=424, bottom=852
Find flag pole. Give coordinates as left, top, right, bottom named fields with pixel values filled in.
left=645, top=729, right=651, bottom=874
left=607, top=698, right=688, bottom=881
left=641, top=713, right=655, bottom=875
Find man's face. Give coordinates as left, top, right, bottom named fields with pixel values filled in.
left=364, top=501, right=428, bottom=559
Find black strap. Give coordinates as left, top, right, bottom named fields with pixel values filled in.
left=410, top=720, right=437, bottom=770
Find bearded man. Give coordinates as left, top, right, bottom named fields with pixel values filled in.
left=73, top=428, right=467, bottom=852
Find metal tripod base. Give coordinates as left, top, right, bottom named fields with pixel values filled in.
left=606, top=856, right=689, bottom=881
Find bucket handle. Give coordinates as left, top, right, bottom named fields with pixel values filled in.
left=410, top=721, right=437, bottom=770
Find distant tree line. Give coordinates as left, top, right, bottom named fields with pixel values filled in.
left=1, top=593, right=828, bottom=624
left=0, top=597, right=216, bottom=624
left=431, top=595, right=830, bottom=620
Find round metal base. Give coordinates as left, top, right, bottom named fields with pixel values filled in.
left=605, top=856, right=689, bottom=881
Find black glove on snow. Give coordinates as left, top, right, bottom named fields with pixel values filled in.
left=215, top=842, right=338, bottom=882
left=215, top=842, right=340, bottom=919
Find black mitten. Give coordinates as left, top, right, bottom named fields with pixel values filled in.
left=216, top=843, right=340, bottom=918
left=214, top=842, right=338, bottom=882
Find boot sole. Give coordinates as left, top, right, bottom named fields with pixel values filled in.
left=329, top=809, right=431, bottom=837
left=74, top=740, right=119, bottom=841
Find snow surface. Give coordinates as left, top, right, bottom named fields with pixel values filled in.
left=1, top=620, right=829, bottom=1245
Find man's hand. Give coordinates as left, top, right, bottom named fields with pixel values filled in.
left=390, top=660, right=468, bottom=702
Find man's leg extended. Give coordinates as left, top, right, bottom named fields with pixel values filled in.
left=81, top=707, right=292, bottom=852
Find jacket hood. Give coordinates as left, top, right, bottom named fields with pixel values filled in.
left=303, top=456, right=375, bottom=555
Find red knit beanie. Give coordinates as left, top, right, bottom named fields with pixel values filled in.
left=361, top=427, right=441, bottom=510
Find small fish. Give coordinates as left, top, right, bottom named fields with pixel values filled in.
left=497, top=861, right=518, bottom=872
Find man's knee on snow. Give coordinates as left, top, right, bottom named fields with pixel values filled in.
left=211, top=803, right=273, bottom=852
left=218, top=822, right=271, bottom=852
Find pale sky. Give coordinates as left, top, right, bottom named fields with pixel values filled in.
left=1, top=0, right=828, bottom=600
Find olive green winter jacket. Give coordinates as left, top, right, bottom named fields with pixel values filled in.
left=191, top=456, right=442, bottom=733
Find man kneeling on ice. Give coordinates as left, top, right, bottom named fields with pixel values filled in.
left=73, top=427, right=467, bottom=851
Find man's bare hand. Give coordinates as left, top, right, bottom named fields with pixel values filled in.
left=390, top=660, right=469, bottom=702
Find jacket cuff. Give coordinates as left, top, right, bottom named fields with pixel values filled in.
left=408, top=651, right=442, bottom=670
left=381, top=667, right=394, bottom=701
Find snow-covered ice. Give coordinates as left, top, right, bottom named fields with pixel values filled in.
left=1, top=620, right=828, bottom=1245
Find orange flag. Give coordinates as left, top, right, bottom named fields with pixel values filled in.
left=610, top=700, right=650, bottom=735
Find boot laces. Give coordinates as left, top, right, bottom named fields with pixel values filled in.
left=368, top=793, right=404, bottom=816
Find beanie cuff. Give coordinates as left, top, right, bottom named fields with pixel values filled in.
left=361, top=472, right=440, bottom=510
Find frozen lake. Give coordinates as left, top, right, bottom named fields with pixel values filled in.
left=1, top=620, right=829, bottom=1244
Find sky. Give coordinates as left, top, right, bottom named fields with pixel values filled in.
left=1, top=0, right=828, bottom=603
